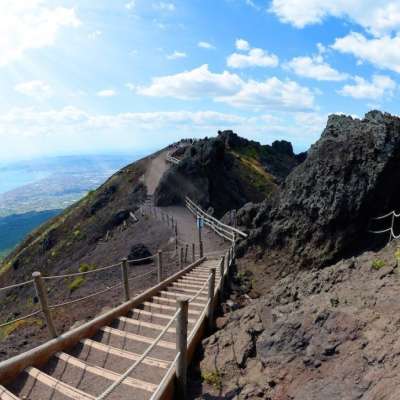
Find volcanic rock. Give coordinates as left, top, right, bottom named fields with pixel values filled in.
left=240, top=111, right=400, bottom=268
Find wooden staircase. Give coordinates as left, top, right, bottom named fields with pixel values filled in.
left=0, top=258, right=224, bottom=400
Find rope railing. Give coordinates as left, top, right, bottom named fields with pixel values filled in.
left=369, top=210, right=400, bottom=241
left=96, top=308, right=181, bottom=400
left=185, top=196, right=247, bottom=242
left=0, top=279, right=34, bottom=293
left=43, top=262, right=122, bottom=280
left=49, top=268, right=158, bottom=310
left=0, top=310, right=41, bottom=329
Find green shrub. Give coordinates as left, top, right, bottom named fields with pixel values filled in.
left=202, top=370, right=222, bottom=390
left=395, top=249, right=400, bottom=262
left=79, top=263, right=96, bottom=272
left=372, top=259, right=385, bottom=270
left=68, top=276, right=85, bottom=292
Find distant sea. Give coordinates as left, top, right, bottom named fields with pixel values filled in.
left=0, top=170, right=50, bottom=194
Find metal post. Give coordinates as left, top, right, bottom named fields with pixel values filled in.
left=192, top=243, right=195, bottom=263
left=32, top=271, right=57, bottom=338
left=180, top=247, right=184, bottom=269
left=207, top=268, right=216, bottom=331
left=184, top=244, right=188, bottom=263
left=120, top=258, right=130, bottom=301
left=157, top=251, right=163, bottom=283
left=176, top=298, right=189, bottom=400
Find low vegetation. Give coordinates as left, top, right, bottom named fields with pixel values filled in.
left=67, top=263, right=97, bottom=292
left=0, top=317, right=43, bottom=341
left=201, top=370, right=222, bottom=390
left=372, top=259, right=385, bottom=270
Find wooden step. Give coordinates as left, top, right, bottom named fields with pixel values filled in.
left=26, top=367, right=95, bottom=400
left=80, top=339, right=169, bottom=368
left=159, top=290, right=207, bottom=302
left=0, top=387, right=19, bottom=400
left=117, top=316, right=176, bottom=334
left=142, top=301, right=200, bottom=315
left=55, top=353, right=157, bottom=393
left=151, top=296, right=205, bottom=308
left=129, top=308, right=196, bottom=324
left=167, top=285, right=201, bottom=294
left=172, top=282, right=204, bottom=290
left=100, top=327, right=176, bottom=350
left=179, top=275, right=209, bottom=282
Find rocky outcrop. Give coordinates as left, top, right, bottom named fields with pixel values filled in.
left=240, top=111, right=400, bottom=268
left=154, top=131, right=302, bottom=217
left=196, top=240, right=400, bottom=400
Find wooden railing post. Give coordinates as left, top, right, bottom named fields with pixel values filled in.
left=176, top=297, right=189, bottom=400
left=32, top=271, right=57, bottom=338
left=220, top=255, right=225, bottom=292
left=180, top=247, right=184, bottom=269
left=175, top=224, right=178, bottom=251
left=207, top=269, right=216, bottom=331
left=184, top=244, right=188, bottom=263
left=120, top=258, right=130, bottom=301
left=157, top=251, right=163, bottom=283
left=197, top=215, right=204, bottom=258
left=192, top=243, right=195, bottom=263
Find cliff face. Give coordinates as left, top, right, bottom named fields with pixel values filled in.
left=239, top=111, right=400, bottom=268
left=154, top=131, right=303, bottom=217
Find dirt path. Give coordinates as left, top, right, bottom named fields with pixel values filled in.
left=145, top=150, right=229, bottom=257
left=160, top=206, right=229, bottom=256
left=144, top=151, right=170, bottom=195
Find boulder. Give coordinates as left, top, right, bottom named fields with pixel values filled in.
left=128, top=243, right=152, bottom=264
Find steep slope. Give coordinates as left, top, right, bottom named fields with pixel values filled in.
left=155, top=131, right=303, bottom=217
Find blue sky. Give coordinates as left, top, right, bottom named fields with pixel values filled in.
left=1, top=0, right=400, bottom=161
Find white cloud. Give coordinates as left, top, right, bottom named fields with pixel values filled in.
left=338, top=75, right=396, bottom=100
left=97, top=89, right=117, bottom=97
left=270, top=0, right=400, bottom=37
left=227, top=47, right=279, bottom=69
left=166, top=51, right=187, bottom=60
left=0, top=0, right=81, bottom=67
left=332, top=32, right=400, bottom=74
left=0, top=106, right=324, bottom=161
left=88, top=30, right=102, bottom=40
left=235, top=39, right=250, bottom=51
left=286, top=55, right=348, bottom=81
left=153, top=2, right=175, bottom=11
left=15, top=80, right=53, bottom=100
left=216, top=77, right=315, bottom=111
left=137, top=64, right=243, bottom=99
left=244, top=0, right=261, bottom=11
left=125, top=83, right=136, bottom=91
left=137, top=64, right=314, bottom=111
left=125, top=1, right=136, bottom=10
left=198, top=41, right=216, bottom=50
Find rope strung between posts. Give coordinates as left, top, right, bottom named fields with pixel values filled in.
left=369, top=210, right=400, bottom=241
left=0, top=279, right=34, bottom=293
left=48, top=268, right=157, bottom=310
left=43, top=262, right=122, bottom=280
left=0, top=309, right=41, bottom=329
left=96, top=308, right=181, bottom=400
left=188, top=273, right=211, bottom=304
